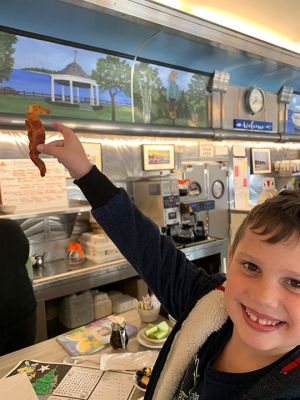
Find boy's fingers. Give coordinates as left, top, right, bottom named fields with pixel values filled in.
left=47, top=140, right=65, bottom=148
left=51, top=122, right=75, bottom=139
left=37, top=140, right=65, bottom=156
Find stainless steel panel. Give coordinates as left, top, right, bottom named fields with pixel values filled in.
left=185, top=164, right=208, bottom=198
left=133, top=180, right=165, bottom=227
left=222, top=86, right=278, bottom=132
left=207, top=162, right=230, bottom=241
left=180, top=238, right=227, bottom=273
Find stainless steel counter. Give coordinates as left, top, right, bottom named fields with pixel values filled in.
left=179, top=237, right=227, bottom=272
left=33, top=257, right=136, bottom=300
left=33, top=238, right=227, bottom=342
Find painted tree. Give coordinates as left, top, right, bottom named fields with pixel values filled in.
left=32, top=368, right=57, bottom=396
left=133, top=63, right=162, bottom=124
left=91, top=55, right=131, bottom=121
left=0, top=32, right=17, bottom=83
left=187, top=74, right=209, bottom=126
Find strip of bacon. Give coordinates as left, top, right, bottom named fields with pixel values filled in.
left=25, top=104, right=49, bottom=177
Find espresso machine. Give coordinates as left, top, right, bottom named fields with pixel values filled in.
left=132, top=177, right=181, bottom=233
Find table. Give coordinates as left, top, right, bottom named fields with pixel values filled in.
left=0, top=309, right=165, bottom=399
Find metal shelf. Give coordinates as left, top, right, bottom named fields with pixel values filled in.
left=0, top=202, right=91, bottom=220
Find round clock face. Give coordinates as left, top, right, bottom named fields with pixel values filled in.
left=246, top=87, right=265, bottom=114
left=212, top=180, right=224, bottom=199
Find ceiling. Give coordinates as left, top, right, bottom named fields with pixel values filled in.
left=154, top=0, right=300, bottom=54
left=62, top=0, right=300, bottom=93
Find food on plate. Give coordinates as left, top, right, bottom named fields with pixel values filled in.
left=145, top=321, right=169, bottom=340
left=25, top=103, right=49, bottom=177
left=135, top=367, right=152, bottom=390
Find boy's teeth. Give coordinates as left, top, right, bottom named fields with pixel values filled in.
left=259, top=318, right=267, bottom=325
left=250, top=314, right=257, bottom=322
left=245, top=307, right=279, bottom=326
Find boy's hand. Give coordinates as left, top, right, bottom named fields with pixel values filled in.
left=36, top=122, right=92, bottom=180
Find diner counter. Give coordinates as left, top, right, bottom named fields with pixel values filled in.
left=33, top=256, right=138, bottom=343
left=33, top=257, right=137, bottom=301
left=32, top=238, right=227, bottom=342
left=0, top=309, right=163, bottom=399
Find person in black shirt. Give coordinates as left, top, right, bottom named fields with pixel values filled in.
left=0, top=219, right=36, bottom=355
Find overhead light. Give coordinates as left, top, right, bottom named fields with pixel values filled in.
left=278, top=85, right=294, bottom=104
left=154, top=2, right=300, bottom=54
left=207, top=70, right=230, bottom=93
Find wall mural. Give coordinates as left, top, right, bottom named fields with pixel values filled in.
left=0, top=31, right=209, bottom=128
left=287, top=93, right=300, bottom=134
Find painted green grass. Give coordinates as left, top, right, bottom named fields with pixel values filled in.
left=0, top=95, right=133, bottom=122
left=0, top=95, right=206, bottom=127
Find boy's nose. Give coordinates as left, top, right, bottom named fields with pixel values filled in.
left=251, top=279, right=279, bottom=309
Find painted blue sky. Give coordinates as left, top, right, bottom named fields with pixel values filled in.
left=13, top=35, right=193, bottom=91
left=14, top=36, right=105, bottom=74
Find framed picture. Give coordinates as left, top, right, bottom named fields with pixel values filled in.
left=251, top=148, right=272, bottom=174
left=142, top=144, right=175, bottom=171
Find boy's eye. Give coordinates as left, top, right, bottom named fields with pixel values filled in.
left=242, top=262, right=259, bottom=272
left=286, top=279, right=300, bottom=289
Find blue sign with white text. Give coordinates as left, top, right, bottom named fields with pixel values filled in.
left=233, top=119, right=273, bottom=131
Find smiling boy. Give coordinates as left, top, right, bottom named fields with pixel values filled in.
left=222, top=193, right=300, bottom=372
left=38, top=123, right=300, bottom=400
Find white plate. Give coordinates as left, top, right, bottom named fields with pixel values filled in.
left=142, top=326, right=170, bottom=344
left=136, top=328, right=165, bottom=349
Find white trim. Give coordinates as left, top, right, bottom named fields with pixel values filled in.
left=153, top=287, right=228, bottom=399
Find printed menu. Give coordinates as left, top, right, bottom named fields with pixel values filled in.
left=0, top=159, right=68, bottom=212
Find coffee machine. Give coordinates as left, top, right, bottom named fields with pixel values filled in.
left=132, top=175, right=218, bottom=243
left=184, top=162, right=229, bottom=241
left=132, top=177, right=181, bottom=231
left=178, top=196, right=215, bottom=243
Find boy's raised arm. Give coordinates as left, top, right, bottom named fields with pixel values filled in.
left=36, top=122, right=92, bottom=180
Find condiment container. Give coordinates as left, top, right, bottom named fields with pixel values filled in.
left=93, top=291, right=112, bottom=319
left=109, top=316, right=128, bottom=350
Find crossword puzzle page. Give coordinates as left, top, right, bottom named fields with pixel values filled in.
left=6, top=360, right=136, bottom=400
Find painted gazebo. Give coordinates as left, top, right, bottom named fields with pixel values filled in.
left=50, top=58, right=99, bottom=106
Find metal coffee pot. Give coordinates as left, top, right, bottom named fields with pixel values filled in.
left=193, top=221, right=207, bottom=240
left=177, top=224, right=195, bottom=243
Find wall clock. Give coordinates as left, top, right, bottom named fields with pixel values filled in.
left=212, top=180, right=224, bottom=199
left=245, top=87, right=265, bottom=115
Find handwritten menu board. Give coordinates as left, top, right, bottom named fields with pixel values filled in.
left=0, top=159, right=68, bottom=212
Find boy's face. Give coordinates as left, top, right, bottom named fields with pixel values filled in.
left=225, top=227, right=300, bottom=359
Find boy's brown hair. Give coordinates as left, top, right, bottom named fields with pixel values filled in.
left=231, top=190, right=300, bottom=255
